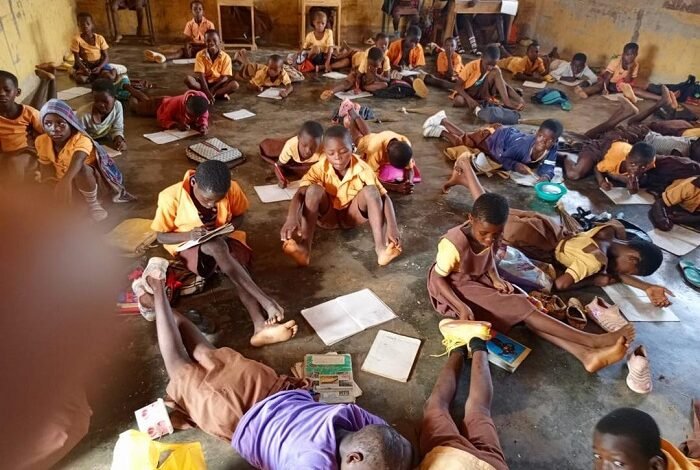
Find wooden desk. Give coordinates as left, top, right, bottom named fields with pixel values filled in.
left=217, top=0, right=257, bottom=50
left=299, top=0, right=341, bottom=47
left=441, top=0, right=504, bottom=44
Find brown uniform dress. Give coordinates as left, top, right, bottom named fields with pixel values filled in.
left=427, top=222, right=537, bottom=333
left=502, top=209, right=570, bottom=263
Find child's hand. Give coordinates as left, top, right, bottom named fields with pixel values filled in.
left=592, top=273, right=614, bottom=287
left=177, top=123, right=191, bottom=132
left=493, top=278, right=514, bottom=294
left=352, top=86, right=362, bottom=95
left=456, top=304, right=475, bottom=321
left=627, top=176, right=639, bottom=194
left=189, top=227, right=208, bottom=240
left=114, top=136, right=127, bottom=151
left=514, top=163, right=531, bottom=175
left=599, top=180, right=612, bottom=191
left=198, top=125, right=209, bottom=135
left=280, top=217, right=300, bottom=241
left=645, top=284, right=674, bottom=307
left=602, top=86, right=609, bottom=95
left=386, top=227, right=401, bottom=248
left=279, top=89, right=289, bottom=98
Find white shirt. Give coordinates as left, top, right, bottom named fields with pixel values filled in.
left=551, top=61, right=598, bottom=84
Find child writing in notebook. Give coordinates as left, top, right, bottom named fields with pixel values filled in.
left=386, top=25, right=429, bottom=97
left=248, top=54, right=293, bottom=98
left=78, top=79, right=126, bottom=151
left=151, top=160, right=292, bottom=347
left=280, top=126, right=402, bottom=267
left=126, top=85, right=210, bottom=135
left=259, top=120, right=324, bottom=188
left=575, top=42, right=639, bottom=100
left=185, top=29, right=239, bottom=102
left=320, top=47, right=390, bottom=100
left=71, top=13, right=117, bottom=84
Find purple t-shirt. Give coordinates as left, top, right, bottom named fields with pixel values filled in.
left=232, top=389, right=386, bottom=470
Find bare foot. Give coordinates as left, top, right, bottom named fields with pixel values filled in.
left=377, top=242, right=402, bottom=266
left=593, top=323, right=636, bottom=347
left=574, top=85, right=588, bottom=99
left=263, top=300, right=285, bottom=325
left=282, top=239, right=310, bottom=267
left=583, top=337, right=628, bottom=373
left=619, top=96, right=639, bottom=117
left=250, top=320, right=298, bottom=347
left=115, top=34, right=123, bottom=43
left=442, top=156, right=471, bottom=193
left=34, top=67, right=55, bottom=81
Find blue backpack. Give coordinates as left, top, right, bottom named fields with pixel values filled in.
left=532, top=88, right=572, bottom=111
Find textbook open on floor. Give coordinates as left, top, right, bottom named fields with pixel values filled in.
left=175, top=223, right=234, bottom=252
left=301, top=289, right=397, bottom=345
left=486, top=332, right=531, bottom=372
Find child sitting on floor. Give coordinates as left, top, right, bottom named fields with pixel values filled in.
left=550, top=52, right=598, bottom=86
left=185, top=30, right=239, bottom=102
left=344, top=104, right=420, bottom=194
left=71, top=13, right=117, bottom=84
left=497, top=42, right=547, bottom=81
left=423, top=110, right=561, bottom=180
left=593, top=407, right=700, bottom=469
left=453, top=44, right=525, bottom=114
left=144, top=0, right=215, bottom=63
left=259, top=120, right=324, bottom=188
left=78, top=79, right=126, bottom=151
left=280, top=126, right=402, bottom=267
left=320, top=47, right=390, bottom=100
left=576, top=42, right=639, bottom=100
left=350, top=32, right=391, bottom=74
left=298, top=10, right=350, bottom=72
left=423, top=36, right=463, bottom=91
left=37, top=99, right=132, bottom=221
left=249, top=54, right=293, bottom=98
left=0, top=69, right=53, bottom=180
left=151, top=161, right=291, bottom=347
left=386, top=25, right=428, bottom=97
left=126, top=86, right=209, bottom=135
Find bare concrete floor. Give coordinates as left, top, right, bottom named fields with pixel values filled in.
left=56, top=44, right=700, bottom=470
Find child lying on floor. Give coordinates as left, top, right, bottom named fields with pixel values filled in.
left=131, top=261, right=413, bottom=469
left=259, top=120, right=324, bottom=187
left=248, top=54, right=293, bottom=98
left=320, top=47, right=390, bottom=100
left=127, top=86, right=209, bottom=135
left=550, top=52, right=598, bottom=86
left=280, top=126, right=402, bottom=267
left=497, top=42, right=547, bottom=81
left=423, top=110, right=561, bottom=181
left=71, top=12, right=117, bottom=84
left=442, top=156, right=671, bottom=308
left=78, top=79, right=126, bottom=151
left=575, top=42, right=639, bottom=100
left=185, top=30, right=239, bottom=102
left=343, top=103, right=420, bottom=194
left=144, top=0, right=215, bottom=63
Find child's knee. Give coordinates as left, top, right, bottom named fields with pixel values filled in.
left=200, top=237, right=228, bottom=257
left=305, top=184, right=326, bottom=203
left=360, top=185, right=382, bottom=202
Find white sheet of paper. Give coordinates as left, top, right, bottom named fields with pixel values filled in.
left=172, top=58, right=196, bottom=65
left=603, top=94, right=644, bottom=102
left=649, top=226, right=700, bottom=256
left=254, top=182, right=299, bottom=203
left=166, top=129, right=199, bottom=139
left=301, top=289, right=397, bottom=346
left=361, top=330, right=421, bottom=382
left=600, top=187, right=655, bottom=205
left=335, top=90, right=373, bottom=100
left=558, top=79, right=583, bottom=87
left=224, top=109, right=256, bottom=121
left=323, top=72, right=348, bottom=79
left=258, top=87, right=284, bottom=100
left=523, top=80, right=547, bottom=89
left=501, top=0, right=519, bottom=16
left=510, top=172, right=539, bottom=187
left=143, top=129, right=198, bottom=144
left=399, top=69, right=420, bottom=77
left=57, top=87, right=92, bottom=100
left=603, top=284, right=680, bottom=322
left=103, top=145, right=121, bottom=158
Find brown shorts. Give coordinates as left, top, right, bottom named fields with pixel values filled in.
left=581, top=123, right=650, bottom=164
left=420, top=408, right=508, bottom=470
left=178, top=237, right=252, bottom=277
left=318, top=196, right=369, bottom=230
left=463, top=126, right=501, bottom=154
left=131, top=96, right=164, bottom=118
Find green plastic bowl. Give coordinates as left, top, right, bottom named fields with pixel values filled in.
left=534, top=182, right=568, bottom=202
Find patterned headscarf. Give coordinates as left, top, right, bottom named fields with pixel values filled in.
left=40, top=99, right=135, bottom=203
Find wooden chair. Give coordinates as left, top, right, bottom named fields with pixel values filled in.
left=105, top=0, right=155, bottom=44
left=217, top=0, right=258, bottom=50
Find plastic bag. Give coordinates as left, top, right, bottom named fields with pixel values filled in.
left=111, top=430, right=206, bottom=470
left=497, top=246, right=554, bottom=293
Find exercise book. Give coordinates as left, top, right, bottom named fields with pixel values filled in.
left=361, top=330, right=421, bottom=382
left=253, top=181, right=300, bottom=203
left=258, top=87, right=284, bottom=100
left=335, top=90, right=373, bottom=100
left=172, top=58, right=196, bottom=65
left=600, top=187, right=655, bottom=205
left=323, top=72, right=348, bottom=79
left=648, top=225, right=700, bottom=256
left=523, top=80, right=547, bottom=89
left=223, top=109, right=256, bottom=121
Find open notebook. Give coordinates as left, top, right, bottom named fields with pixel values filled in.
left=301, top=289, right=397, bottom=346
left=175, top=223, right=234, bottom=252
left=361, top=330, right=421, bottom=382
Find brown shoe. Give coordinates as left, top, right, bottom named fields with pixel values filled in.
left=565, top=297, right=587, bottom=330
left=530, top=291, right=566, bottom=321
left=649, top=200, right=673, bottom=231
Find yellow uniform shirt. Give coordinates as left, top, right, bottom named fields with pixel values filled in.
left=70, top=33, right=109, bottom=63
left=387, top=39, right=426, bottom=67
left=459, top=59, right=490, bottom=89
left=278, top=136, right=322, bottom=165
left=0, top=105, right=43, bottom=152
left=436, top=50, right=464, bottom=76
left=300, top=155, right=387, bottom=210
left=353, top=48, right=391, bottom=74
left=420, top=446, right=497, bottom=470
left=661, top=438, right=700, bottom=470
left=183, top=17, right=216, bottom=44
left=151, top=170, right=249, bottom=255
left=606, top=57, right=639, bottom=83
left=36, top=133, right=96, bottom=179
left=497, top=55, right=546, bottom=75
left=194, top=49, right=233, bottom=82
left=250, top=65, right=292, bottom=88
left=356, top=131, right=412, bottom=171
left=595, top=141, right=633, bottom=175
left=303, top=29, right=334, bottom=50
left=434, top=238, right=462, bottom=276
left=555, top=224, right=611, bottom=283
left=662, top=176, right=700, bottom=213
left=682, top=128, right=700, bottom=138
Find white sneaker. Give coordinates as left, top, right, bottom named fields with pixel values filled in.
left=131, top=277, right=155, bottom=321
left=423, top=124, right=447, bottom=138
left=423, top=110, right=447, bottom=129
left=141, top=257, right=169, bottom=293
left=88, top=203, right=108, bottom=222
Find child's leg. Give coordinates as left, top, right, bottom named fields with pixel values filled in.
left=74, top=165, right=107, bottom=220
left=210, top=77, right=240, bottom=98
left=584, top=97, right=639, bottom=139
left=346, top=108, right=371, bottom=143
left=465, top=348, right=493, bottom=418
left=424, top=350, right=462, bottom=413
left=577, top=81, right=604, bottom=98
left=184, top=75, right=202, bottom=90
left=563, top=146, right=600, bottom=180
left=628, top=85, right=674, bottom=125
left=485, top=68, right=523, bottom=109
left=534, top=330, right=628, bottom=373
left=282, top=184, right=330, bottom=266
left=424, top=74, right=456, bottom=91
left=353, top=186, right=400, bottom=263
left=1, top=151, right=36, bottom=182
left=443, top=154, right=487, bottom=196
left=259, top=138, right=286, bottom=165
left=330, top=58, right=351, bottom=70
left=125, top=85, right=161, bottom=117
left=524, top=310, right=634, bottom=349
left=73, top=70, right=91, bottom=85
left=31, top=69, right=56, bottom=110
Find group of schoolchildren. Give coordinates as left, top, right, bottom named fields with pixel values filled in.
left=2, top=0, right=700, bottom=468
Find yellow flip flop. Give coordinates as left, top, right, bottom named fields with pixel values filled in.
left=433, top=319, right=492, bottom=357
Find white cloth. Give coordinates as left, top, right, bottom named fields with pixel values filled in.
left=78, top=100, right=124, bottom=141
left=551, top=61, right=598, bottom=84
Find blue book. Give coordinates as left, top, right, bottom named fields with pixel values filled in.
left=486, top=332, right=531, bottom=373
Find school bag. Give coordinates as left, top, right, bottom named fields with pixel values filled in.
left=371, top=80, right=416, bottom=99
left=531, top=88, right=572, bottom=111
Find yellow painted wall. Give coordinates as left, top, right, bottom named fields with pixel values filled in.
left=76, top=0, right=386, bottom=46
left=515, top=0, right=700, bottom=83
left=0, top=0, right=77, bottom=95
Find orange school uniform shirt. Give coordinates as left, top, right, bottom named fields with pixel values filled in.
left=595, top=141, right=633, bottom=175
left=356, top=131, right=412, bottom=171
left=183, top=17, right=216, bottom=44
left=250, top=65, right=292, bottom=88
left=303, top=29, right=334, bottom=50
left=0, top=105, right=43, bottom=152
left=353, top=48, right=391, bottom=74
left=387, top=39, right=426, bottom=68
left=36, top=132, right=96, bottom=179
left=300, top=155, right=387, bottom=210
left=436, top=50, right=464, bottom=76
left=151, top=170, right=249, bottom=255
left=606, top=57, right=639, bottom=83
left=194, top=49, right=233, bottom=83
left=70, top=34, right=109, bottom=62
left=497, top=55, right=545, bottom=75
left=459, top=59, right=491, bottom=89
left=278, top=136, right=322, bottom=165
